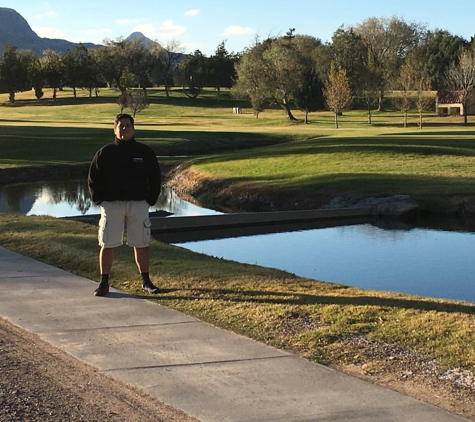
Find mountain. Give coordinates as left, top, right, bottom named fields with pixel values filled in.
left=126, top=32, right=187, bottom=62
left=127, top=31, right=155, bottom=43
left=0, top=7, right=100, bottom=55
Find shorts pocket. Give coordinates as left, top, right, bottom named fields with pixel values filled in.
left=143, top=218, right=152, bottom=243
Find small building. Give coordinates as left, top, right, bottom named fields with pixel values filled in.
left=435, top=89, right=475, bottom=116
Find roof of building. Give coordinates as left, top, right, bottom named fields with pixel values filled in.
left=437, top=89, right=464, bottom=104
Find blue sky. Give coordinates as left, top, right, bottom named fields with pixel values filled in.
left=2, top=1, right=475, bottom=55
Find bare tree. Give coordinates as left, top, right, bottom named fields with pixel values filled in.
left=116, top=91, right=132, bottom=113
left=444, top=47, right=475, bottom=125
left=392, top=62, right=414, bottom=127
left=151, top=39, right=184, bottom=98
left=353, top=16, right=426, bottom=111
left=414, top=78, right=434, bottom=129
left=127, top=90, right=150, bottom=117
left=116, top=90, right=149, bottom=117
left=323, top=62, right=352, bottom=129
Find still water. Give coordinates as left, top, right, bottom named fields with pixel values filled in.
left=0, top=179, right=220, bottom=217
left=175, top=224, right=475, bottom=303
left=1, top=179, right=474, bottom=303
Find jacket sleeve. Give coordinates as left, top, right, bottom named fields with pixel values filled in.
left=145, top=149, right=161, bottom=206
left=88, top=149, right=106, bottom=205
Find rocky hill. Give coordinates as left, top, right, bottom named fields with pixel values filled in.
left=0, top=7, right=99, bottom=55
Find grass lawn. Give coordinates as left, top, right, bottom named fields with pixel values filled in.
left=2, top=87, right=475, bottom=199
left=1, top=88, right=475, bottom=417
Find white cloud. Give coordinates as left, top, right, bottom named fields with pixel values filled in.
left=32, top=26, right=65, bottom=39
left=33, top=11, right=57, bottom=19
left=185, top=9, right=200, bottom=16
left=221, top=25, right=255, bottom=36
left=134, top=21, right=187, bottom=38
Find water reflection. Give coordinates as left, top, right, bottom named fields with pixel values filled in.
left=0, top=180, right=220, bottom=217
left=175, top=224, right=475, bottom=304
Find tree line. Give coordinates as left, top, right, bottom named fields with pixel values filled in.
left=1, top=16, right=475, bottom=126
left=0, top=37, right=238, bottom=104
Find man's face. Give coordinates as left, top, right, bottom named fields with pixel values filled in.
left=114, top=118, right=135, bottom=141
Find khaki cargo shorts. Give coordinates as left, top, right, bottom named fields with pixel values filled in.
left=98, top=201, right=151, bottom=248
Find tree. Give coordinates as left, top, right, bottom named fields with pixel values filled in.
left=392, top=62, right=414, bottom=128
left=177, top=50, right=207, bottom=99
left=127, top=38, right=154, bottom=92
left=95, top=38, right=134, bottom=92
left=331, top=27, right=367, bottom=96
left=414, top=76, right=434, bottom=129
left=323, top=62, right=352, bottom=128
left=77, top=46, right=101, bottom=98
left=41, top=49, right=64, bottom=100
left=127, top=89, right=150, bottom=117
left=403, top=53, right=435, bottom=128
left=0, top=44, right=36, bottom=103
left=235, top=32, right=323, bottom=120
left=233, top=45, right=269, bottom=117
left=29, top=56, right=45, bottom=99
left=417, top=30, right=468, bottom=91
left=62, top=44, right=95, bottom=98
left=117, top=91, right=132, bottom=113
left=208, top=41, right=237, bottom=101
left=353, top=16, right=426, bottom=111
left=261, top=37, right=307, bottom=120
left=311, top=43, right=333, bottom=84
left=330, top=27, right=379, bottom=123
left=116, top=89, right=149, bottom=116
left=293, top=67, right=325, bottom=123
left=151, top=39, right=184, bottom=98
left=444, top=46, right=475, bottom=125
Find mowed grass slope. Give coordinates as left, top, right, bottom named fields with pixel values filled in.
left=2, top=88, right=475, bottom=200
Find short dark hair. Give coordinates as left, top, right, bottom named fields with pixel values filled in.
left=114, top=113, right=134, bottom=127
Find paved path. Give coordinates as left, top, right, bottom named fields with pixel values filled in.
left=0, top=246, right=470, bottom=422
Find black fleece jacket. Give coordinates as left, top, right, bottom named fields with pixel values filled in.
left=88, top=138, right=161, bottom=206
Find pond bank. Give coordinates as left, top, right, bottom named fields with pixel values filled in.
left=165, top=164, right=475, bottom=219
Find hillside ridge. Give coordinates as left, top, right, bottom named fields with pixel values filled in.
left=0, top=7, right=99, bottom=55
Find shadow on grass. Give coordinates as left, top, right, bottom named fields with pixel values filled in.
left=1, top=96, right=114, bottom=107
left=0, top=124, right=293, bottom=160
left=372, top=120, right=475, bottom=129
left=157, top=287, right=475, bottom=315
left=1, top=92, right=250, bottom=110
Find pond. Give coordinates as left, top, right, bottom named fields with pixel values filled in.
left=1, top=179, right=474, bottom=304
left=0, top=179, right=220, bottom=218
left=175, top=223, right=475, bottom=304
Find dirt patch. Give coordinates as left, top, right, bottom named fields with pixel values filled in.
left=2, top=317, right=474, bottom=421
left=335, top=336, right=475, bottom=420
left=0, top=318, right=199, bottom=422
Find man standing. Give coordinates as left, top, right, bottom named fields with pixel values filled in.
left=88, top=113, right=162, bottom=296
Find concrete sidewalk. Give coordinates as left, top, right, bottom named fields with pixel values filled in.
left=0, top=246, right=470, bottom=422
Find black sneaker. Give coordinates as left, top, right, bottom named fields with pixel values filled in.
left=94, top=282, right=109, bottom=297
left=142, top=281, right=160, bottom=294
